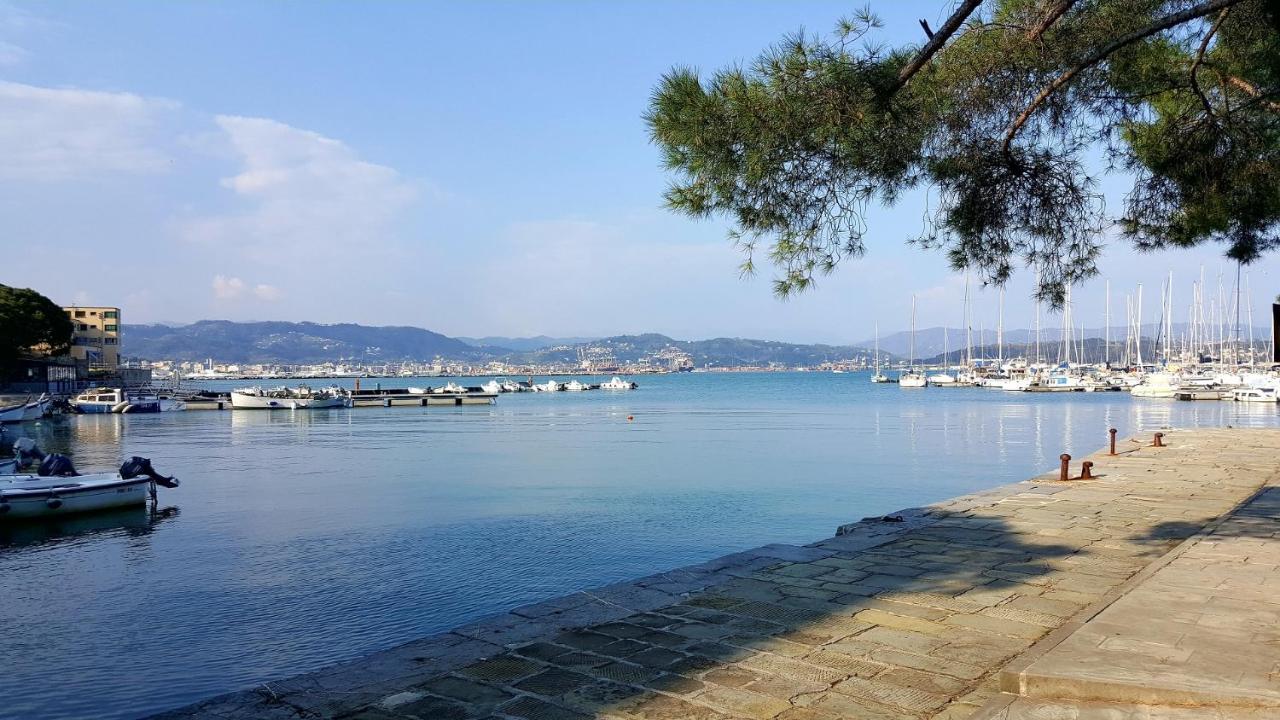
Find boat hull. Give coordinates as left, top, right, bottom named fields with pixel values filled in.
left=230, top=392, right=346, bottom=409
left=0, top=475, right=151, bottom=519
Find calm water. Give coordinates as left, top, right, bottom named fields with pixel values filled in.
left=2, top=372, right=1277, bottom=720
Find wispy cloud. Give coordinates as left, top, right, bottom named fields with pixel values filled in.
left=182, top=115, right=418, bottom=262
left=211, top=274, right=246, bottom=299
left=0, top=80, right=178, bottom=181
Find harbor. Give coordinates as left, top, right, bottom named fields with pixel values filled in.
left=148, top=428, right=1280, bottom=720
left=1, top=373, right=1277, bottom=720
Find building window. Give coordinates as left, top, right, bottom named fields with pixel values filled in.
left=103, top=311, right=118, bottom=319
left=77, top=323, right=89, bottom=331
left=104, top=324, right=118, bottom=332
left=74, top=310, right=86, bottom=318
left=104, top=338, right=117, bottom=345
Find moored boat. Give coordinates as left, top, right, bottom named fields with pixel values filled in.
left=72, top=388, right=161, bottom=414
left=0, top=453, right=179, bottom=520
left=601, top=376, right=637, bottom=390
left=1232, top=387, right=1279, bottom=403
left=0, top=398, right=29, bottom=423
left=230, top=386, right=349, bottom=409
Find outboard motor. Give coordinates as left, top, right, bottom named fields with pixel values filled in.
left=37, top=454, right=79, bottom=477
left=11, top=437, right=45, bottom=469
left=120, top=456, right=180, bottom=488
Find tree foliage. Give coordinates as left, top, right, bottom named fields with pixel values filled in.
left=647, top=0, right=1279, bottom=306
left=0, top=285, right=73, bottom=372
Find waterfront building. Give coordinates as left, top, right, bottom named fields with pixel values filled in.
left=63, top=305, right=122, bottom=369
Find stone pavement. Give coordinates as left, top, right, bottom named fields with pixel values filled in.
left=981, top=467, right=1280, bottom=718
left=151, top=429, right=1280, bottom=720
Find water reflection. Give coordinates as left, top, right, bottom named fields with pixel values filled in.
left=0, top=506, right=179, bottom=549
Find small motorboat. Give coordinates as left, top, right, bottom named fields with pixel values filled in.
left=230, top=386, right=348, bottom=409
left=72, top=388, right=161, bottom=414
left=601, top=376, right=637, bottom=390
left=20, top=394, right=50, bottom=421
left=899, top=372, right=927, bottom=388
left=0, top=398, right=31, bottom=423
left=431, top=382, right=468, bottom=394
left=533, top=380, right=562, bottom=392
left=0, top=449, right=179, bottom=520
left=563, top=380, right=589, bottom=392
left=869, top=373, right=895, bottom=384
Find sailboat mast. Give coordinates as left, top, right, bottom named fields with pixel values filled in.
left=1135, top=283, right=1143, bottom=366
left=909, top=295, right=917, bottom=370
left=997, top=287, right=1004, bottom=365
left=1104, top=280, right=1110, bottom=366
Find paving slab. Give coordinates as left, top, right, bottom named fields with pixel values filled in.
left=146, top=429, right=1280, bottom=720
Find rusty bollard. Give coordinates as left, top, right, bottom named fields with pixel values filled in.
left=1109, top=428, right=1117, bottom=455
left=1080, top=461, right=1094, bottom=479
left=1153, top=432, right=1165, bottom=448
left=1059, top=453, right=1071, bottom=482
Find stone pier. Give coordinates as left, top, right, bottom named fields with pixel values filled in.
left=151, top=429, right=1280, bottom=720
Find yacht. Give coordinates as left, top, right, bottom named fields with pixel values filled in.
left=870, top=325, right=895, bottom=383
left=72, top=388, right=161, bottom=414
left=1232, top=387, right=1279, bottom=403
left=899, top=296, right=928, bottom=388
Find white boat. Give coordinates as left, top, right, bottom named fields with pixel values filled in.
left=563, top=380, right=589, bottom=392
left=0, top=399, right=29, bottom=423
left=20, top=394, right=49, bottom=421
left=230, top=386, right=348, bottom=409
left=601, top=376, right=637, bottom=390
left=1232, top=387, right=1279, bottom=403
left=1130, top=373, right=1178, bottom=398
left=927, top=372, right=957, bottom=386
left=870, top=325, right=895, bottom=383
left=72, top=388, right=162, bottom=414
left=0, top=455, right=178, bottom=520
left=431, top=382, right=468, bottom=394
left=481, top=380, right=504, bottom=394
left=899, top=296, right=928, bottom=388
left=1001, top=378, right=1033, bottom=391
left=533, top=380, right=562, bottom=392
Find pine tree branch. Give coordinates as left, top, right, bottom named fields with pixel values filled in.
left=1219, top=72, right=1280, bottom=113
left=1003, top=0, right=1247, bottom=152
left=1027, top=0, right=1076, bottom=41
left=891, top=0, right=985, bottom=93
left=1189, top=8, right=1229, bottom=118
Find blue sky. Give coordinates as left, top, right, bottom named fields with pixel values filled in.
left=0, top=1, right=1269, bottom=344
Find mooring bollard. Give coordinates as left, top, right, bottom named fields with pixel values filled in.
left=1153, top=432, right=1165, bottom=448
left=1080, top=461, right=1094, bottom=479
left=1059, top=453, right=1071, bottom=482
left=1109, top=428, right=1117, bottom=455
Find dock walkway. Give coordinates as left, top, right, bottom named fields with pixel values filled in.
left=153, top=429, right=1280, bottom=720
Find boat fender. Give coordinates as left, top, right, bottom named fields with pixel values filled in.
left=46, top=495, right=62, bottom=509
left=37, top=454, right=79, bottom=477
left=112, top=401, right=130, bottom=413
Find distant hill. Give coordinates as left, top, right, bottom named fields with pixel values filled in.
left=455, top=335, right=600, bottom=351
left=524, top=333, right=875, bottom=367
left=123, top=321, right=485, bottom=363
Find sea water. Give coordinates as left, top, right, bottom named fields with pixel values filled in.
left=1, top=371, right=1276, bottom=719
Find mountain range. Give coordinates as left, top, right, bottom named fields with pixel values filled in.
left=121, top=320, right=1272, bottom=366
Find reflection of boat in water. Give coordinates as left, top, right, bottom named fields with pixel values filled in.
left=230, top=386, right=349, bottom=409
left=0, top=504, right=179, bottom=548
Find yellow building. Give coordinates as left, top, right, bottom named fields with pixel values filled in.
left=64, top=306, right=121, bottom=369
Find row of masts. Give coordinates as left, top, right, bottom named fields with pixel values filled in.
left=893, top=265, right=1272, bottom=369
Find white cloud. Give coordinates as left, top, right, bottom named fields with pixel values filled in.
left=211, top=274, right=245, bottom=299
left=253, top=283, right=282, bottom=301
left=0, top=80, right=178, bottom=181
left=182, top=115, right=417, bottom=261
left=0, top=40, right=26, bottom=66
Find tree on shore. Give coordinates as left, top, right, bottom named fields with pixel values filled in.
left=0, top=285, right=73, bottom=373
left=646, top=0, right=1278, bottom=307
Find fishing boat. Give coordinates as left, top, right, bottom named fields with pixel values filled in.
left=533, top=380, right=562, bottom=392
left=0, top=453, right=179, bottom=520
left=71, top=388, right=161, bottom=414
left=0, top=398, right=29, bottom=423
left=563, top=380, right=590, bottom=392
left=230, top=386, right=348, bottom=409
left=899, top=296, right=928, bottom=388
left=601, top=376, right=637, bottom=390
left=20, top=394, right=50, bottom=421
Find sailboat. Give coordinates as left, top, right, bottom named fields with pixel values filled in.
left=870, top=325, right=894, bottom=383
left=900, top=297, right=928, bottom=388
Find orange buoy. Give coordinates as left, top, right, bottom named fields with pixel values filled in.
left=627, top=415, right=634, bottom=421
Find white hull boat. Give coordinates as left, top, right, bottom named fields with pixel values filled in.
left=899, top=373, right=927, bottom=388
left=72, top=388, right=162, bottom=414
left=231, top=387, right=348, bottom=409
left=0, top=400, right=28, bottom=423
left=534, top=381, right=562, bottom=392
left=927, top=373, right=957, bottom=386
left=20, top=394, right=49, bottom=421
left=564, top=380, right=589, bottom=392
left=0, top=455, right=178, bottom=520
left=601, top=377, right=637, bottom=390
left=1232, top=388, right=1279, bottom=403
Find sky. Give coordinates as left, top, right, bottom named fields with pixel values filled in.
left=0, top=1, right=1271, bottom=345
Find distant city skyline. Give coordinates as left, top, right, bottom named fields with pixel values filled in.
left=1, top=1, right=1272, bottom=345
